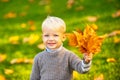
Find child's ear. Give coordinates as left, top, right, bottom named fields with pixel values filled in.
left=62, top=34, right=66, bottom=41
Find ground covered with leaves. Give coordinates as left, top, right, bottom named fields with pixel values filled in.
left=0, top=0, right=120, bottom=80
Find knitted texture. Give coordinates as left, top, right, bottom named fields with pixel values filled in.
left=30, top=47, right=91, bottom=80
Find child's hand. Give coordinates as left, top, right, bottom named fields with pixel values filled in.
left=83, top=53, right=93, bottom=63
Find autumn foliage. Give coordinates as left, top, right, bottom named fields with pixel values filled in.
left=66, top=24, right=105, bottom=54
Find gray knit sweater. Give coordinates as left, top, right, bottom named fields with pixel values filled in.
left=30, top=47, right=91, bottom=80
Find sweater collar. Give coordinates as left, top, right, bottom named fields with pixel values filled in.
left=46, top=45, right=63, bottom=53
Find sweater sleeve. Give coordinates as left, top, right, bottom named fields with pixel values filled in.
left=69, top=53, right=92, bottom=73
left=30, top=55, right=41, bottom=80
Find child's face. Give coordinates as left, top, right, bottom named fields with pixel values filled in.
left=42, top=27, right=65, bottom=50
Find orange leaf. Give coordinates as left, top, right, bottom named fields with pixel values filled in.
left=73, top=31, right=83, bottom=46
left=66, top=33, right=78, bottom=46
left=87, top=36, right=104, bottom=53
left=4, top=12, right=16, bottom=19
left=29, top=25, right=36, bottom=31
left=1, top=0, right=9, bottom=2
left=83, top=25, right=96, bottom=38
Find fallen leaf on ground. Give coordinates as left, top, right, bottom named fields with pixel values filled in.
left=73, top=71, right=79, bottom=80
left=107, top=58, right=116, bottom=62
left=112, top=10, right=120, bottom=18
left=28, top=20, right=34, bottom=26
left=9, top=36, right=19, bottom=44
left=86, top=16, right=98, bottom=22
left=29, top=25, right=36, bottom=31
left=37, top=43, right=45, bottom=50
left=1, top=0, right=9, bottom=2
left=19, top=12, right=27, bottom=17
left=75, top=6, right=84, bottom=11
left=10, top=58, right=24, bottom=64
left=10, top=58, right=33, bottom=64
left=4, top=12, right=16, bottom=19
left=0, top=75, right=6, bottom=80
left=23, top=34, right=39, bottom=45
left=21, top=23, right=27, bottom=28
left=94, top=74, right=104, bottom=80
left=106, top=30, right=120, bottom=37
left=4, top=69, right=14, bottom=75
left=0, top=54, right=7, bottom=62
left=67, top=0, right=75, bottom=9
left=114, top=37, right=120, bottom=43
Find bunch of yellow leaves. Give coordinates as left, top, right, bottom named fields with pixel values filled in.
left=66, top=24, right=105, bottom=54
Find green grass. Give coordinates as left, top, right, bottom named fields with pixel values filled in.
left=0, top=0, right=120, bottom=80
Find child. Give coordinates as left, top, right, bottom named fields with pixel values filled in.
left=30, top=16, right=93, bottom=80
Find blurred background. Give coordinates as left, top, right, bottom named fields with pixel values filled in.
left=0, top=0, right=120, bottom=80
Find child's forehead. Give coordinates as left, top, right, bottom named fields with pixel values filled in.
left=42, top=25, right=65, bottom=32
left=43, top=27, right=62, bottom=33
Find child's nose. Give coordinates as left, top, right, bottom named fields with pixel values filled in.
left=48, top=36, right=54, bottom=40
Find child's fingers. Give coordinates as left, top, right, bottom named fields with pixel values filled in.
left=83, top=53, right=93, bottom=63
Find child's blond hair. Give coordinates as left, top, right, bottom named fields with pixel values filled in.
left=42, top=16, right=66, bottom=33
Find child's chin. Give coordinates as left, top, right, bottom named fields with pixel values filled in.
left=47, top=46, right=56, bottom=49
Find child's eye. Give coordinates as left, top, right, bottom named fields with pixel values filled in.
left=54, top=34, right=59, bottom=37
left=44, top=35, right=49, bottom=37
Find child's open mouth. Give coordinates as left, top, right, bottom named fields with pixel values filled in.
left=48, top=43, right=56, bottom=46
